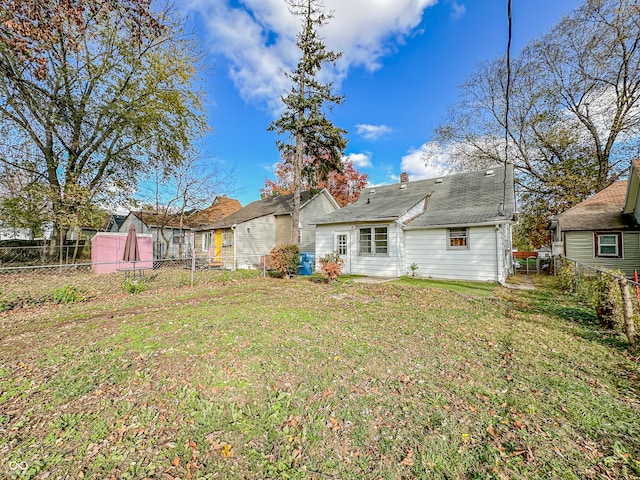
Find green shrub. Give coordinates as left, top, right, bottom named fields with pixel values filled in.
left=122, top=278, right=147, bottom=294
left=52, top=285, right=86, bottom=304
left=269, top=244, right=300, bottom=278
left=557, top=258, right=578, bottom=293
left=593, top=270, right=624, bottom=329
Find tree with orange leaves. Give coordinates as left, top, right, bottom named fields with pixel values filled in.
left=261, top=157, right=367, bottom=207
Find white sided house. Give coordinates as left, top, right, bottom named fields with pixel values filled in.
left=314, top=167, right=517, bottom=284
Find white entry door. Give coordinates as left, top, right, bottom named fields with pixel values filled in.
left=335, top=232, right=350, bottom=274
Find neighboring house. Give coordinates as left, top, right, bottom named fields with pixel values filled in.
left=550, top=161, right=640, bottom=277
left=0, top=221, right=53, bottom=241
left=0, top=224, right=33, bottom=241
left=119, top=211, right=194, bottom=259
left=105, top=213, right=127, bottom=233
left=190, top=197, right=242, bottom=259
left=68, top=213, right=126, bottom=241
left=204, top=189, right=340, bottom=269
left=314, top=167, right=517, bottom=284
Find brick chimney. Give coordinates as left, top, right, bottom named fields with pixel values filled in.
left=400, top=172, right=409, bottom=183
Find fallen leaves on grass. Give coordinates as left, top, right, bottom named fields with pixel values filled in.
left=328, top=417, right=341, bottom=432
left=400, top=449, right=414, bottom=466
left=221, top=443, right=234, bottom=458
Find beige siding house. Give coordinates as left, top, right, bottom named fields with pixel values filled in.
left=204, top=189, right=339, bottom=269
left=314, top=166, right=517, bottom=284
left=550, top=161, right=640, bottom=277
left=190, top=197, right=242, bottom=263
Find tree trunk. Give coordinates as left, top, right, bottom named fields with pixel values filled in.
left=292, top=141, right=302, bottom=245
left=58, top=227, right=65, bottom=264
left=72, top=234, right=81, bottom=264
left=619, top=278, right=637, bottom=345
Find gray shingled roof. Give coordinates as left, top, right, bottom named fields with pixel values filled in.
left=208, top=191, right=313, bottom=228
left=315, top=166, right=516, bottom=228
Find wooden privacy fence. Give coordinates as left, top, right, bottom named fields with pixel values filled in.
left=560, top=257, right=637, bottom=345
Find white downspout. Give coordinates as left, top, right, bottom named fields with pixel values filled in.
left=495, top=224, right=505, bottom=285
left=396, top=220, right=404, bottom=277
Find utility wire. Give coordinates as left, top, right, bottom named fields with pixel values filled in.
left=502, top=0, right=512, bottom=215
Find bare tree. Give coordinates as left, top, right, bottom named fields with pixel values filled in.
left=428, top=0, right=640, bottom=244
left=138, top=154, right=232, bottom=258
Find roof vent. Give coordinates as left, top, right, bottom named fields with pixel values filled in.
left=485, top=169, right=495, bottom=176
left=399, top=184, right=407, bottom=190
left=369, top=188, right=376, bottom=194
left=435, top=178, right=444, bottom=184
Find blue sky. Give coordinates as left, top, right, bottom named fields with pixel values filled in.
left=182, top=0, right=584, bottom=206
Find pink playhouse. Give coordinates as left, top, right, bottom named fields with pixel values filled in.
left=91, top=232, right=153, bottom=274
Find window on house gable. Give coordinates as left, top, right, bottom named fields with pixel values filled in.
left=359, top=226, right=388, bottom=255
left=595, top=232, right=622, bottom=258
left=448, top=228, right=469, bottom=249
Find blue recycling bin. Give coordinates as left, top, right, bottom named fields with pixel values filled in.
left=298, top=252, right=315, bottom=276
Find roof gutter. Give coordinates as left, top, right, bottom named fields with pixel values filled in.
left=403, top=218, right=516, bottom=231
left=312, top=217, right=400, bottom=226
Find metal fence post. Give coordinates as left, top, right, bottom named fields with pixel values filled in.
left=191, top=248, right=196, bottom=287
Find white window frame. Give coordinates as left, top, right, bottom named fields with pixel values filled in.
left=335, top=232, right=348, bottom=256
left=203, top=232, right=213, bottom=252
left=595, top=232, right=621, bottom=258
left=447, top=227, right=469, bottom=250
left=358, top=226, right=388, bottom=256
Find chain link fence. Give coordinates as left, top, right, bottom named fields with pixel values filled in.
left=557, top=257, right=638, bottom=344
left=0, top=254, right=275, bottom=313
left=0, top=243, right=92, bottom=266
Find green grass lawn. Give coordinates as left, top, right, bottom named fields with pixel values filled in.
left=1, top=274, right=639, bottom=479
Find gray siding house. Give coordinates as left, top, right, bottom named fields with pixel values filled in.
left=550, top=160, right=640, bottom=277
left=314, top=166, right=517, bottom=284
left=119, top=211, right=194, bottom=259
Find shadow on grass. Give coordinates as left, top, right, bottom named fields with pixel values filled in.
left=392, top=276, right=497, bottom=297
left=514, top=283, right=630, bottom=350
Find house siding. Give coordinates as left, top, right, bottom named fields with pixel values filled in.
left=235, top=215, right=276, bottom=268
left=275, top=215, right=292, bottom=246
left=316, top=222, right=402, bottom=277
left=300, top=193, right=338, bottom=253
left=564, top=230, right=640, bottom=277
left=404, top=225, right=502, bottom=282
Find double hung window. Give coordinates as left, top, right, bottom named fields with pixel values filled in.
left=359, top=226, right=388, bottom=255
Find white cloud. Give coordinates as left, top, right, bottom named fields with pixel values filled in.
left=399, top=142, right=449, bottom=180
left=344, top=152, right=372, bottom=168
left=186, top=0, right=437, bottom=113
left=356, top=124, right=392, bottom=141
left=449, top=1, right=466, bottom=20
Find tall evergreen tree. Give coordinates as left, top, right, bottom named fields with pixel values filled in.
left=268, top=0, right=347, bottom=245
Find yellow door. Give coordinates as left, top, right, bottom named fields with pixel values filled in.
left=215, top=229, right=223, bottom=261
